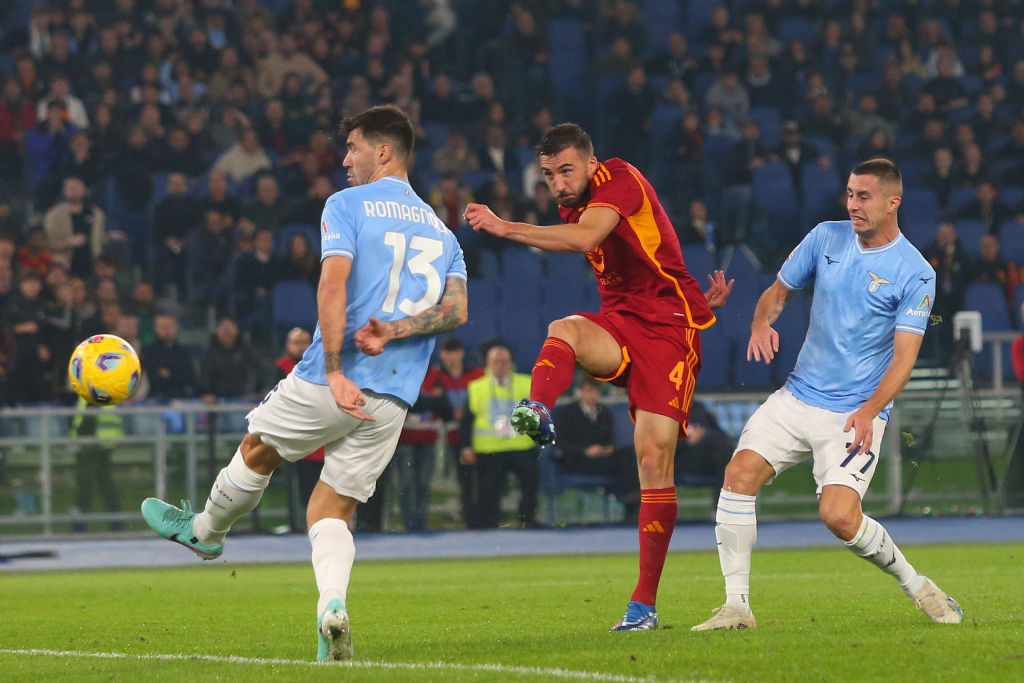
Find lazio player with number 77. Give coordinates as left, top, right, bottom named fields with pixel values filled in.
left=465, top=123, right=734, bottom=632
left=691, top=158, right=963, bottom=632
left=141, top=105, right=469, bottom=661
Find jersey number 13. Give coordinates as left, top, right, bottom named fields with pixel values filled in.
left=382, top=231, right=444, bottom=316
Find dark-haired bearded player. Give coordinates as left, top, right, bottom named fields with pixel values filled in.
left=465, top=122, right=733, bottom=631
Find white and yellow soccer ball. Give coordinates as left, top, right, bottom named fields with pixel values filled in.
left=68, top=334, right=142, bottom=405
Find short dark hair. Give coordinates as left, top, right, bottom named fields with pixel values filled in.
left=340, top=104, right=414, bottom=160
left=851, top=158, right=903, bottom=197
left=440, top=336, right=464, bottom=352
left=536, top=122, right=594, bottom=159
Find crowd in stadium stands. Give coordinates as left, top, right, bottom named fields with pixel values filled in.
left=0, top=0, right=1022, bottom=412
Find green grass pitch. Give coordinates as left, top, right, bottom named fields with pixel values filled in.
left=2, top=543, right=1022, bottom=681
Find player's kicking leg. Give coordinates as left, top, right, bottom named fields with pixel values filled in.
left=308, top=481, right=359, bottom=661
left=511, top=316, right=623, bottom=445
left=692, top=449, right=774, bottom=631
left=821, top=485, right=963, bottom=624
left=141, top=433, right=279, bottom=560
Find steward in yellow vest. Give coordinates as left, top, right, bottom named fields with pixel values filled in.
left=458, top=343, right=539, bottom=528
left=69, top=396, right=124, bottom=531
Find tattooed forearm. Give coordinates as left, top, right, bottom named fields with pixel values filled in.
left=390, top=278, right=468, bottom=340
left=324, top=350, right=343, bottom=374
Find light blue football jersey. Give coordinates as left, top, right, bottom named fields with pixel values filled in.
left=777, top=221, right=935, bottom=419
left=294, top=176, right=467, bottom=406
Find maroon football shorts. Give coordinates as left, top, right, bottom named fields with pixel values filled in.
left=577, top=310, right=702, bottom=435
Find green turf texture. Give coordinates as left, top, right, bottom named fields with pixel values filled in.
left=2, top=544, right=1022, bottom=681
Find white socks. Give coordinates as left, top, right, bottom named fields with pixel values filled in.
left=715, top=490, right=757, bottom=610
left=310, top=517, right=356, bottom=616
left=845, top=515, right=926, bottom=596
left=192, top=450, right=271, bottom=545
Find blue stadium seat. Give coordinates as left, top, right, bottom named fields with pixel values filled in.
left=946, top=186, right=979, bottom=217
left=748, top=105, right=783, bottom=146
left=644, top=0, right=682, bottom=52
left=778, top=17, right=817, bottom=45
left=421, top=121, right=451, bottom=148
left=999, top=220, right=1024, bottom=262
left=500, top=309, right=546, bottom=363
left=753, top=161, right=798, bottom=215
left=691, top=72, right=719, bottom=100
left=501, top=246, right=544, bottom=283
left=964, top=282, right=1012, bottom=332
left=698, top=325, right=732, bottom=389
left=902, top=223, right=933, bottom=251
left=478, top=248, right=501, bottom=281
left=899, top=159, right=931, bottom=187
left=800, top=162, right=841, bottom=226
left=545, top=251, right=590, bottom=280
left=649, top=104, right=683, bottom=144
left=276, top=223, right=321, bottom=256
left=900, top=188, right=941, bottom=228
left=721, top=245, right=770, bottom=301
left=770, top=292, right=811, bottom=385
left=802, top=134, right=835, bottom=159
left=548, top=18, right=585, bottom=50
left=462, top=169, right=496, bottom=192
left=953, top=219, right=988, bottom=256
left=686, top=0, right=724, bottom=37
left=701, top=133, right=736, bottom=187
left=999, top=186, right=1024, bottom=208
left=272, top=280, right=317, bottom=330
left=151, top=172, right=171, bottom=204
left=461, top=278, right=501, bottom=357
left=500, top=248, right=543, bottom=307
left=845, top=73, right=879, bottom=99
left=683, top=245, right=716, bottom=281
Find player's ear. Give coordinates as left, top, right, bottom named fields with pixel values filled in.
left=378, top=142, right=391, bottom=164
left=586, top=155, right=599, bottom=176
left=889, top=194, right=901, bottom=213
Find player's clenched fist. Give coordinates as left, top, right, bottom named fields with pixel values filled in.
left=464, top=203, right=509, bottom=237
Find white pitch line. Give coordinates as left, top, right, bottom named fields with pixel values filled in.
left=0, top=648, right=674, bottom=682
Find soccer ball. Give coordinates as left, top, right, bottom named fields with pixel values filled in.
left=68, top=334, right=142, bottom=405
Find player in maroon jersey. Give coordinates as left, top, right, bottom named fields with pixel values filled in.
left=465, top=123, right=732, bottom=631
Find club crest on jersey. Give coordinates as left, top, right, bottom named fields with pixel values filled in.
left=586, top=247, right=606, bottom=273
left=867, top=271, right=892, bottom=293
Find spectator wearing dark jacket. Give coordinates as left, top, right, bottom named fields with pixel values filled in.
left=142, top=313, right=197, bottom=399
left=198, top=316, right=263, bottom=402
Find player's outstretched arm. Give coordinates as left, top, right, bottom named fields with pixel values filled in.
left=704, top=270, right=734, bottom=310
left=843, top=330, right=924, bottom=454
left=463, top=203, right=619, bottom=253
left=355, top=277, right=468, bottom=356
left=747, top=280, right=796, bottom=363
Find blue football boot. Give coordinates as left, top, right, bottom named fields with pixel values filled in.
left=510, top=399, right=556, bottom=444
left=609, top=601, right=659, bottom=632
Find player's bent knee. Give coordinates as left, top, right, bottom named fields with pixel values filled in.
left=240, top=433, right=285, bottom=475
left=722, top=450, right=772, bottom=495
left=818, top=504, right=861, bottom=541
left=547, top=317, right=579, bottom=345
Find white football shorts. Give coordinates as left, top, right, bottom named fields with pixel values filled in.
left=246, top=371, right=407, bottom=502
left=733, top=388, right=887, bottom=498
